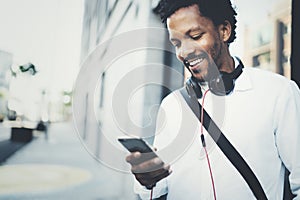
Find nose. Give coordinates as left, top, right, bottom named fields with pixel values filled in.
left=177, top=41, right=196, bottom=61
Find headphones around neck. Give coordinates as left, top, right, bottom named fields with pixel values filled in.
left=186, top=57, right=244, bottom=98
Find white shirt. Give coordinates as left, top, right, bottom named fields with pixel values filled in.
left=135, top=66, right=300, bottom=200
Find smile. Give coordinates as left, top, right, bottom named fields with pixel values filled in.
left=189, top=57, right=204, bottom=67
left=184, top=54, right=207, bottom=73
left=184, top=53, right=207, bottom=67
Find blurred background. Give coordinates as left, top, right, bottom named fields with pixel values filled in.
left=0, top=0, right=297, bottom=199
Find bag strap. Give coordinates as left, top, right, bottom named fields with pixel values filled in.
left=179, top=87, right=268, bottom=200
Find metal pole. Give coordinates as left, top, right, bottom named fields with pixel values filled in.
left=291, top=0, right=300, bottom=87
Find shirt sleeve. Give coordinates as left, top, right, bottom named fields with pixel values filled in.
left=133, top=178, right=168, bottom=200
left=274, top=80, right=300, bottom=198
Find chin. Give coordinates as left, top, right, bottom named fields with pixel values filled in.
left=192, top=69, right=209, bottom=82
left=192, top=73, right=205, bottom=82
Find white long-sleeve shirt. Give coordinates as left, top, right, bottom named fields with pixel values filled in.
left=135, top=66, right=300, bottom=200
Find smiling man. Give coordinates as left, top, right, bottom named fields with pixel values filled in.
left=168, top=3, right=232, bottom=82
left=125, top=0, right=300, bottom=199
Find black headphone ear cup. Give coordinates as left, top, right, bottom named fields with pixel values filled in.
left=209, top=73, right=235, bottom=96
left=186, top=77, right=203, bottom=99
left=221, top=74, right=234, bottom=93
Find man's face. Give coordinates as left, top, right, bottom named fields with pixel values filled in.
left=167, top=4, right=225, bottom=81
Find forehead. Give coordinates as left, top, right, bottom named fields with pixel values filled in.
left=166, top=4, right=215, bottom=36
left=167, top=4, right=200, bottom=24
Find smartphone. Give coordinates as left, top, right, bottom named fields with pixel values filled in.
left=118, top=137, right=155, bottom=153
left=118, top=137, right=159, bottom=163
left=119, top=137, right=165, bottom=189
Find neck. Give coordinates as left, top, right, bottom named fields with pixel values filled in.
left=218, top=50, right=234, bottom=73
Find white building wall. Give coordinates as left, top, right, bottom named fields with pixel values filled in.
left=75, top=0, right=183, bottom=199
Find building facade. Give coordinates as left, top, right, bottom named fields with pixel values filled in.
left=243, top=0, right=291, bottom=78
left=77, top=0, right=183, bottom=199
left=0, top=50, right=13, bottom=119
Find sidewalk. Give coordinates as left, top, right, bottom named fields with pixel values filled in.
left=0, top=123, right=28, bottom=163
left=0, top=122, right=11, bottom=141
left=0, top=122, right=137, bottom=200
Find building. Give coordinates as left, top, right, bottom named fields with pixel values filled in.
left=0, top=50, right=13, bottom=119
left=76, top=0, right=183, bottom=199
left=243, top=0, right=291, bottom=78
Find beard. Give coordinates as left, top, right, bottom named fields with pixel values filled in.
left=189, top=52, right=221, bottom=83
left=182, top=37, right=225, bottom=83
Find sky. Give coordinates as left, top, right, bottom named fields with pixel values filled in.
left=0, top=0, right=84, bottom=94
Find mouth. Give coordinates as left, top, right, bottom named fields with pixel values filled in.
left=184, top=54, right=206, bottom=73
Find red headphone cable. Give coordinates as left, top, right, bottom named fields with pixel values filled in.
left=201, top=89, right=217, bottom=200
left=149, top=89, right=216, bottom=200
left=150, top=188, right=153, bottom=200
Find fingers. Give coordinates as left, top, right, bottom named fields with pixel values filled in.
left=131, top=157, right=164, bottom=173
left=125, top=146, right=158, bottom=164
left=139, top=164, right=171, bottom=179
left=134, top=164, right=171, bottom=180
left=125, top=152, right=141, bottom=165
left=125, top=150, right=172, bottom=189
left=126, top=151, right=158, bottom=166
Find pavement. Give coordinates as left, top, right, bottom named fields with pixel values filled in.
left=0, top=121, right=138, bottom=200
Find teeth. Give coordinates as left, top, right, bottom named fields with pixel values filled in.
left=189, top=58, right=203, bottom=66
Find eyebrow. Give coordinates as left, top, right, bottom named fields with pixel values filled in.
left=186, top=26, right=202, bottom=34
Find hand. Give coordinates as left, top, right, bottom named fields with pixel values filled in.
left=126, top=151, right=172, bottom=189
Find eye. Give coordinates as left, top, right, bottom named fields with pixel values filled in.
left=171, top=40, right=181, bottom=48
left=190, top=33, right=204, bottom=40
left=173, top=42, right=181, bottom=48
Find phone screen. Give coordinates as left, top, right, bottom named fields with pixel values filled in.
left=118, top=138, right=154, bottom=153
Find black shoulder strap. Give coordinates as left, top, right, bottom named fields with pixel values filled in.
left=179, top=87, right=268, bottom=200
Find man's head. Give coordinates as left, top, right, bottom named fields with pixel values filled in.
left=155, top=0, right=237, bottom=81
left=156, top=0, right=237, bottom=44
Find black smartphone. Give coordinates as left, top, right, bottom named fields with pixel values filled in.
left=118, top=137, right=155, bottom=153
left=118, top=137, right=159, bottom=162
left=119, top=137, right=164, bottom=189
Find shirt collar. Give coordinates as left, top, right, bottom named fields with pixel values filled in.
left=233, top=56, right=253, bottom=91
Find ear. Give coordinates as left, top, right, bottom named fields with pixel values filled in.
left=218, top=20, right=232, bottom=42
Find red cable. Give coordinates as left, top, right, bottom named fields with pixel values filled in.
left=201, top=89, right=217, bottom=200
left=148, top=90, right=215, bottom=200
left=204, top=145, right=217, bottom=200
left=150, top=188, right=153, bottom=200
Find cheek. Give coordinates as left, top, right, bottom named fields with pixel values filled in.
left=212, top=41, right=222, bottom=58
left=209, top=43, right=218, bottom=56
left=195, top=37, right=215, bottom=54
left=203, top=38, right=220, bottom=58
left=175, top=49, right=183, bottom=61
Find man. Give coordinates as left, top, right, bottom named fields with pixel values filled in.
left=126, top=0, right=300, bottom=199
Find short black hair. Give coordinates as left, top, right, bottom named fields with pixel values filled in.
left=154, top=0, right=237, bottom=44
